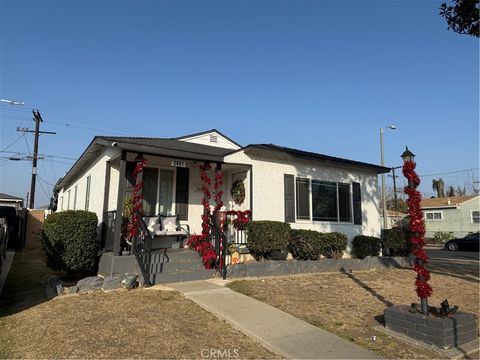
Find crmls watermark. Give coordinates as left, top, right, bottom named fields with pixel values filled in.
left=200, top=348, right=240, bottom=358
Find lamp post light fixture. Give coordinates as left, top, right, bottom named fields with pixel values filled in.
left=401, top=146, right=415, bottom=163
left=380, top=125, right=396, bottom=232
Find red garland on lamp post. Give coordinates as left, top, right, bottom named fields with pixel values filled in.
left=126, top=155, right=146, bottom=244
left=401, top=147, right=432, bottom=315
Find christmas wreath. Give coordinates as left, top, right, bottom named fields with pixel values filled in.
left=231, top=179, right=245, bottom=205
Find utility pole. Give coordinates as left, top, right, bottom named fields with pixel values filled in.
left=388, top=166, right=402, bottom=210
left=17, top=110, right=56, bottom=209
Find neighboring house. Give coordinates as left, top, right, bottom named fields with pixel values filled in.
left=55, top=129, right=389, bottom=282
left=0, top=193, right=24, bottom=211
left=380, top=210, right=407, bottom=229
left=420, top=195, right=480, bottom=238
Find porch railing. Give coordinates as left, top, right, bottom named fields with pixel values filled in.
left=225, top=213, right=248, bottom=246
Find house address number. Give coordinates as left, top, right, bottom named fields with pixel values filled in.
left=171, top=159, right=186, bottom=167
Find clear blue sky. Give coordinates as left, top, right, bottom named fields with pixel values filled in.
left=1, top=0, right=478, bottom=207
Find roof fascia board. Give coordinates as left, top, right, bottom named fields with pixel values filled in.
left=240, top=145, right=389, bottom=174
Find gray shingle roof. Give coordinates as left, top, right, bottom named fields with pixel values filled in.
left=0, top=192, right=23, bottom=201
left=243, top=144, right=390, bottom=173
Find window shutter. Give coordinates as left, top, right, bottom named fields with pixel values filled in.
left=175, top=167, right=189, bottom=220
left=353, top=182, right=362, bottom=225
left=284, top=174, right=295, bottom=223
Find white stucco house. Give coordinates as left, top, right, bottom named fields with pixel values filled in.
left=55, top=129, right=389, bottom=283
left=420, top=195, right=480, bottom=238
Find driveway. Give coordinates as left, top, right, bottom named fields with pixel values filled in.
left=425, top=245, right=479, bottom=282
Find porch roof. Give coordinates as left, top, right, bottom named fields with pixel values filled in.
left=57, top=136, right=232, bottom=189
left=98, top=136, right=232, bottom=161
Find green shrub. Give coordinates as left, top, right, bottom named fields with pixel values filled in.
left=246, top=221, right=290, bottom=259
left=432, top=231, right=454, bottom=244
left=320, top=232, right=348, bottom=259
left=41, top=210, right=100, bottom=273
left=289, top=229, right=323, bottom=260
left=382, top=227, right=412, bottom=256
left=352, top=235, right=381, bottom=259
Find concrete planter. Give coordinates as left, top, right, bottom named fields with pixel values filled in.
left=384, top=305, right=478, bottom=349
left=226, top=256, right=413, bottom=278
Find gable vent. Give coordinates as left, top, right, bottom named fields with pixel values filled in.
left=210, top=134, right=218, bottom=143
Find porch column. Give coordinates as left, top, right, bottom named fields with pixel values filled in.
left=113, top=150, right=127, bottom=256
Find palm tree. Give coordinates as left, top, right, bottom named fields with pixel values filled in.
left=432, top=178, right=445, bottom=198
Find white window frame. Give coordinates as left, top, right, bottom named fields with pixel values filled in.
left=73, top=185, right=78, bottom=210
left=425, top=211, right=443, bottom=221
left=85, top=175, right=91, bottom=211
left=470, top=210, right=480, bottom=224
left=67, top=190, right=71, bottom=210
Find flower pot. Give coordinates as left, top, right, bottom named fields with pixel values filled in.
left=266, top=249, right=288, bottom=260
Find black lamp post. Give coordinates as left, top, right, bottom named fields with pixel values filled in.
left=401, top=146, right=431, bottom=315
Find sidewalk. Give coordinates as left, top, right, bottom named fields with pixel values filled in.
left=167, top=280, right=379, bottom=359
left=0, top=251, right=15, bottom=296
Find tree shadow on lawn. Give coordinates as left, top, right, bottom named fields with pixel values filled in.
left=341, top=269, right=394, bottom=308
left=340, top=269, right=394, bottom=327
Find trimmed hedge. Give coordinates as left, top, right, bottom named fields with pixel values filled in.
left=320, top=232, right=348, bottom=259
left=41, top=210, right=100, bottom=273
left=289, top=229, right=323, bottom=260
left=246, top=221, right=290, bottom=259
left=382, top=227, right=412, bottom=256
left=352, top=235, right=381, bottom=259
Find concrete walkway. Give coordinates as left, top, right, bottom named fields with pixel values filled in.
left=0, top=251, right=15, bottom=296
left=167, top=280, right=379, bottom=359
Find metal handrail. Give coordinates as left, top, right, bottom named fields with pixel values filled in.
left=131, top=213, right=154, bottom=287
left=209, top=214, right=227, bottom=279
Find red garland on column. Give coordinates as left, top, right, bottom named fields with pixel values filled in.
left=127, top=155, right=146, bottom=242
left=187, top=163, right=220, bottom=269
left=403, top=160, right=433, bottom=305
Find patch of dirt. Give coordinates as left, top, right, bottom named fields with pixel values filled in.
left=228, top=268, right=480, bottom=359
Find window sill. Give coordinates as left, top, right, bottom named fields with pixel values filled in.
left=295, top=219, right=355, bottom=225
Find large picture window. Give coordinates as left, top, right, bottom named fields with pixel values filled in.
left=296, top=178, right=352, bottom=222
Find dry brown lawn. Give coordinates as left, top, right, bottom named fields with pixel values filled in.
left=0, top=245, right=279, bottom=359
left=228, top=268, right=480, bottom=359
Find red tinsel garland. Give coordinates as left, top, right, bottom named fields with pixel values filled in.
left=226, top=210, right=251, bottom=230
left=187, top=164, right=225, bottom=269
left=403, top=160, right=433, bottom=299
left=127, top=155, right=146, bottom=242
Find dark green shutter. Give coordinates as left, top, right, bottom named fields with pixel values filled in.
left=353, top=182, right=362, bottom=225
left=175, top=167, right=189, bottom=220
left=284, top=174, right=295, bottom=223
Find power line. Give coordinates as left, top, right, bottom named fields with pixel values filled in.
left=0, top=133, right=26, bottom=152
left=419, top=168, right=479, bottom=177
left=37, top=174, right=55, bottom=187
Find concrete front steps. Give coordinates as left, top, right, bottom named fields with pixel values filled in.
left=149, top=249, right=216, bottom=284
